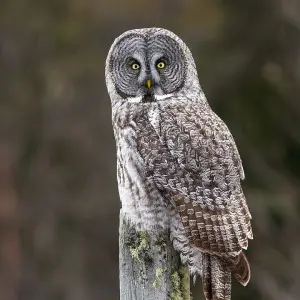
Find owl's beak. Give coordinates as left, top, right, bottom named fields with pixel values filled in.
left=142, top=78, right=155, bottom=103
left=146, top=79, right=151, bottom=89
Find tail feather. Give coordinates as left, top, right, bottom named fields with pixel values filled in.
left=229, top=251, right=251, bottom=286
left=201, top=252, right=250, bottom=300
left=202, top=253, right=213, bottom=300
left=202, top=253, right=231, bottom=300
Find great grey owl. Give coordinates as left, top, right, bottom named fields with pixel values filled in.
left=105, top=28, right=253, bottom=300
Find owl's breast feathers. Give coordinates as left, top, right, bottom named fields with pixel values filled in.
left=133, top=101, right=252, bottom=285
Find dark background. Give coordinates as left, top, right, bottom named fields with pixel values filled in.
left=1, top=0, right=300, bottom=299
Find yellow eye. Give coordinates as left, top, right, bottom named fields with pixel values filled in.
left=131, top=63, right=140, bottom=70
left=156, top=61, right=166, bottom=69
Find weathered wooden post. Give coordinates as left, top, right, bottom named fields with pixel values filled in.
left=119, top=210, right=190, bottom=300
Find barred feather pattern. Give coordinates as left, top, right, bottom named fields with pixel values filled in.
left=106, top=27, right=253, bottom=300
left=136, top=102, right=252, bottom=299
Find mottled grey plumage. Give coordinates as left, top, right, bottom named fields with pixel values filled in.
left=105, top=27, right=253, bottom=300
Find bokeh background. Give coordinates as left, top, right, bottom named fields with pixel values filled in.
left=1, top=0, right=300, bottom=299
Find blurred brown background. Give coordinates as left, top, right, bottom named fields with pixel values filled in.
left=1, top=0, right=300, bottom=299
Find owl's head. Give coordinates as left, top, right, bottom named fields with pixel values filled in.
left=105, top=28, right=202, bottom=105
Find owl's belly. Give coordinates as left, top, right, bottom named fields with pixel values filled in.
left=116, top=138, right=170, bottom=232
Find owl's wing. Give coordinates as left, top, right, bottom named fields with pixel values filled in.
left=136, top=102, right=252, bottom=256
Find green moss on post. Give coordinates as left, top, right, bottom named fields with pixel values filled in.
left=129, top=232, right=149, bottom=262
left=153, top=268, right=164, bottom=288
left=171, top=266, right=190, bottom=300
